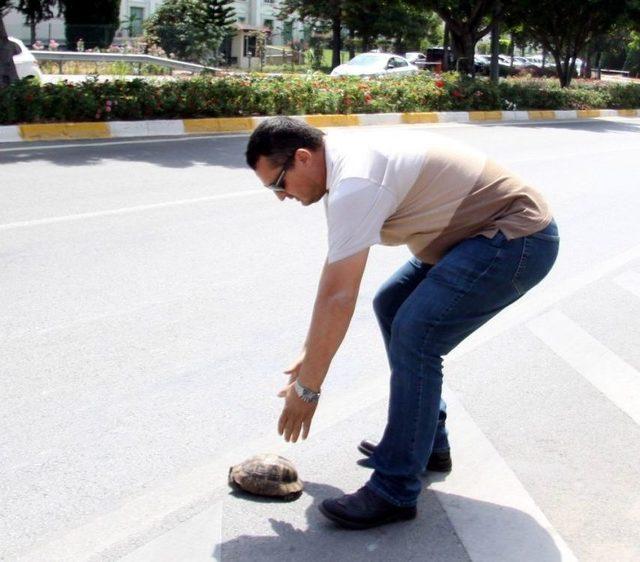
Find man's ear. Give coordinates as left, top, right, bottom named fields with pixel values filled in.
left=295, top=148, right=312, bottom=165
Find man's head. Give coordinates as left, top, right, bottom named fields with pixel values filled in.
left=246, top=116, right=327, bottom=206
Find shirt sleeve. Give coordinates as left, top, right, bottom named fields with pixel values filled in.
left=325, top=177, right=397, bottom=264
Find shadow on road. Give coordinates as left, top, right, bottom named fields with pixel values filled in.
left=2, top=117, right=638, bottom=170
left=506, top=118, right=640, bottom=135
left=213, top=481, right=564, bottom=562
left=0, top=134, right=251, bottom=170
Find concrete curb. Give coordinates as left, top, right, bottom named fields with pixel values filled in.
left=1, top=108, right=639, bottom=143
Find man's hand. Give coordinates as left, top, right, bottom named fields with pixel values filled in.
left=277, top=381, right=317, bottom=442
left=283, top=353, right=305, bottom=385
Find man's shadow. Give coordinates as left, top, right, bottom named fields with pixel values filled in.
left=213, top=479, right=565, bottom=562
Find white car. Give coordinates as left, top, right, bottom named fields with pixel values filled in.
left=404, top=51, right=428, bottom=70
left=9, top=36, right=42, bottom=80
left=330, top=53, right=419, bottom=78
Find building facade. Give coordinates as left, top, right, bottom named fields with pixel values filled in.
left=4, top=0, right=304, bottom=68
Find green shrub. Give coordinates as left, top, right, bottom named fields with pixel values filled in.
left=1, top=73, right=639, bottom=125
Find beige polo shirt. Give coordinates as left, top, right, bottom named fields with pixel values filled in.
left=323, top=130, right=551, bottom=264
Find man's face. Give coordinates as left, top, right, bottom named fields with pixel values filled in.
left=254, top=147, right=327, bottom=206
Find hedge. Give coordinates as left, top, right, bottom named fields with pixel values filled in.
left=1, top=73, right=639, bottom=125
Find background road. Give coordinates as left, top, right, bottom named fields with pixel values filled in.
left=1, top=118, right=640, bottom=561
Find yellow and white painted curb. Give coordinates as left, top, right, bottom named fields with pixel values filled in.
left=1, top=108, right=638, bottom=143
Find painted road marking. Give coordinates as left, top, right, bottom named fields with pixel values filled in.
left=0, top=190, right=268, bottom=231
left=20, top=382, right=578, bottom=561
left=118, top=502, right=223, bottom=562
left=449, top=241, right=640, bottom=363
left=16, top=240, right=640, bottom=559
left=1, top=116, right=638, bottom=154
left=430, top=387, right=578, bottom=562
left=528, top=310, right=640, bottom=425
left=0, top=134, right=247, bottom=153
left=16, top=379, right=396, bottom=560
left=613, top=271, right=640, bottom=299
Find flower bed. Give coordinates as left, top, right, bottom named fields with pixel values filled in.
left=1, top=73, right=639, bottom=125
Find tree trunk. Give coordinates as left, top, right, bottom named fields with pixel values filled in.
left=348, top=27, right=355, bottom=59
left=552, top=51, right=570, bottom=87
left=30, top=20, right=37, bottom=47
left=490, top=19, right=500, bottom=83
left=0, top=16, right=19, bottom=88
left=331, top=14, right=341, bottom=69
left=362, top=35, right=370, bottom=53
left=450, top=31, right=475, bottom=76
left=461, top=34, right=476, bottom=77
left=442, top=23, right=450, bottom=71
left=594, top=50, right=602, bottom=80
left=508, top=33, right=514, bottom=68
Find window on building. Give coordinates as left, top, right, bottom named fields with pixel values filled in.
left=244, top=34, right=257, bottom=57
left=129, top=7, right=144, bottom=37
left=282, top=21, right=293, bottom=43
left=238, top=16, right=246, bottom=23
left=263, top=19, right=273, bottom=30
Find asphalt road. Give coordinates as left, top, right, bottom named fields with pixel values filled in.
left=1, top=118, right=640, bottom=561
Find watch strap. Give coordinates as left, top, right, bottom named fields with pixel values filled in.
left=294, top=379, right=321, bottom=403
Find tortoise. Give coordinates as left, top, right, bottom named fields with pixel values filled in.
left=228, top=454, right=304, bottom=501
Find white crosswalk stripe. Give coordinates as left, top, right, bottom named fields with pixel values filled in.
left=613, top=271, right=640, bottom=299
left=528, top=308, right=640, bottom=426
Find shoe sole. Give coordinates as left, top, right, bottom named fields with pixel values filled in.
left=357, top=443, right=452, bottom=473
left=318, top=503, right=416, bottom=530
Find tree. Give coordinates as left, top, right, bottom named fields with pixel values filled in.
left=373, top=1, right=440, bottom=54
left=504, top=0, right=629, bottom=87
left=625, top=31, right=640, bottom=76
left=422, top=0, right=501, bottom=76
left=1, top=1, right=18, bottom=87
left=16, top=0, right=58, bottom=46
left=145, top=0, right=235, bottom=64
left=62, top=0, right=121, bottom=50
left=279, top=0, right=343, bottom=68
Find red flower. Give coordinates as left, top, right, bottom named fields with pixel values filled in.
left=364, top=93, right=373, bottom=104
left=452, top=90, right=463, bottom=98
left=435, top=80, right=445, bottom=88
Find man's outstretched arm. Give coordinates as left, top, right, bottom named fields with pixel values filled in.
left=278, top=248, right=370, bottom=442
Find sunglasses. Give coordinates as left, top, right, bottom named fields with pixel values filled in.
left=264, top=154, right=294, bottom=193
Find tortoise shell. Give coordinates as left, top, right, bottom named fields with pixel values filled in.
left=228, top=454, right=303, bottom=501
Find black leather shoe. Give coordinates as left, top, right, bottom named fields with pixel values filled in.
left=358, top=439, right=453, bottom=472
left=319, top=486, right=416, bottom=529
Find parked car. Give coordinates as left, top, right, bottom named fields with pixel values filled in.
left=474, top=54, right=492, bottom=74
left=9, top=37, right=42, bottom=80
left=474, top=54, right=512, bottom=76
left=330, top=53, right=419, bottom=78
left=404, top=52, right=428, bottom=70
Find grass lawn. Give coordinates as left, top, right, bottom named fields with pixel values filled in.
left=322, top=49, right=356, bottom=66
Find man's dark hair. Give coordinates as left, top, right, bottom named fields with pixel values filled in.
left=245, top=116, right=325, bottom=170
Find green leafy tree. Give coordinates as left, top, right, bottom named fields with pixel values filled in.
left=62, top=0, right=122, bottom=50
left=145, top=0, right=235, bottom=64
left=279, top=0, right=343, bottom=68
left=17, top=0, right=58, bottom=46
left=1, top=1, right=18, bottom=87
left=422, top=0, right=501, bottom=76
left=504, top=0, right=629, bottom=86
left=624, top=31, right=640, bottom=76
left=344, top=0, right=440, bottom=55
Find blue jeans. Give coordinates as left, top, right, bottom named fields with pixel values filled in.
left=366, top=220, right=560, bottom=507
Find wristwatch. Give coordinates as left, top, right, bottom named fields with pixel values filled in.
left=294, top=379, right=321, bottom=404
